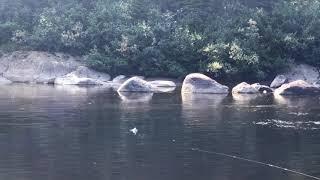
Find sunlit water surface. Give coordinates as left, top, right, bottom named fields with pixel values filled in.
left=0, top=84, right=320, bottom=180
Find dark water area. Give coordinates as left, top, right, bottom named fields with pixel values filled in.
left=0, top=84, right=319, bottom=180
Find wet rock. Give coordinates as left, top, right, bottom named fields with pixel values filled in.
left=274, top=80, right=320, bottom=95
left=181, top=73, right=229, bottom=94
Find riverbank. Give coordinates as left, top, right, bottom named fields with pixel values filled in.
left=1, top=51, right=320, bottom=96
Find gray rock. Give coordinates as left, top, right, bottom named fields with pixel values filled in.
left=313, top=80, right=320, bottom=87
left=232, top=82, right=260, bottom=94
left=0, top=77, right=12, bottom=84
left=54, top=66, right=110, bottom=85
left=233, top=82, right=273, bottom=94
left=117, top=77, right=153, bottom=92
left=0, top=51, right=82, bottom=83
left=54, top=73, right=104, bottom=85
left=149, top=80, right=176, bottom=87
left=251, top=83, right=273, bottom=93
left=270, top=75, right=288, bottom=88
left=112, top=75, right=127, bottom=83
left=71, top=66, right=110, bottom=82
left=181, top=73, right=229, bottom=94
left=284, top=64, right=319, bottom=84
left=274, top=80, right=320, bottom=95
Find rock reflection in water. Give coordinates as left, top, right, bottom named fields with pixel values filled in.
left=118, top=91, right=153, bottom=103
left=181, top=93, right=227, bottom=125
left=232, top=93, right=262, bottom=103
left=154, top=86, right=176, bottom=93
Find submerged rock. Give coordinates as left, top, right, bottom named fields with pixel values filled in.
left=270, top=75, right=288, bottom=88
left=274, top=80, right=320, bottom=95
left=117, top=77, right=153, bottom=92
left=181, top=73, right=229, bottom=94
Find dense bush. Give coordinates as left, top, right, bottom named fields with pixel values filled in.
left=0, top=0, right=320, bottom=80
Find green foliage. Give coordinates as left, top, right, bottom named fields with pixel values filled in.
left=0, top=0, right=320, bottom=80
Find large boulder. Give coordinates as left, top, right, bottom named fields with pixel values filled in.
left=270, top=75, right=288, bottom=88
left=117, top=77, right=153, bottom=92
left=274, top=80, right=320, bottom=95
left=271, top=64, right=320, bottom=88
left=284, top=64, right=319, bottom=83
left=0, top=51, right=82, bottom=83
left=181, top=73, right=229, bottom=94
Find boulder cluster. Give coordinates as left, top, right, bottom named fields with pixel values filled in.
left=1, top=51, right=320, bottom=96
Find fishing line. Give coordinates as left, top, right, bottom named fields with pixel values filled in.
left=191, top=147, right=320, bottom=180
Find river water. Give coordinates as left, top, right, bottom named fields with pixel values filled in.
left=0, top=84, right=319, bottom=180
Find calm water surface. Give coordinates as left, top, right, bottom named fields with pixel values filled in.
left=0, top=84, right=320, bottom=180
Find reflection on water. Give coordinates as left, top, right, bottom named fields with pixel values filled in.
left=118, top=92, right=153, bottom=103
left=0, top=85, right=319, bottom=180
left=232, top=93, right=262, bottom=103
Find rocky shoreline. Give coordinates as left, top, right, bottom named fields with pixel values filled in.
left=1, top=51, right=320, bottom=96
